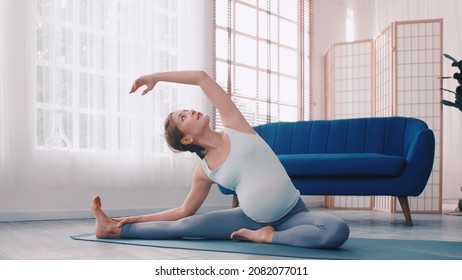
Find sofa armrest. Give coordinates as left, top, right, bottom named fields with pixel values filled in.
left=403, top=128, right=435, bottom=194
left=405, top=129, right=435, bottom=162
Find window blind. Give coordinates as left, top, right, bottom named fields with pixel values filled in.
left=214, top=0, right=313, bottom=128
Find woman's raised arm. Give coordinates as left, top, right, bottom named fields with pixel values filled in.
left=130, top=71, right=254, bottom=133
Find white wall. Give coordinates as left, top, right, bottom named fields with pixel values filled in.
left=312, top=0, right=351, bottom=119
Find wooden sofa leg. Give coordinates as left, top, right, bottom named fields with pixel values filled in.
left=231, top=194, right=239, bottom=208
left=397, top=196, right=413, bottom=226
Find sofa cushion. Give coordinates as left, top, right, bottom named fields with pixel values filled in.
left=278, top=153, right=406, bottom=177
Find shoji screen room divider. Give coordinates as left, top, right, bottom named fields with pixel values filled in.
left=324, top=19, right=443, bottom=214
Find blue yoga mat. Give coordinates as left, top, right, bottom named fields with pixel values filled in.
left=71, top=233, right=462, bottom=260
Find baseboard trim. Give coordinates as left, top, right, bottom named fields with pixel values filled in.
left=0, top=196, right=325, bottom=222
left=0, top=204, right=229, bottom=222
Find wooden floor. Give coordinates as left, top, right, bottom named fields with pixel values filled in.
left=1, top=207, right=461, bottom=260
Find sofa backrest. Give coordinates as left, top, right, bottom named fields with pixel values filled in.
left=253, top=117, right=430, bottom=157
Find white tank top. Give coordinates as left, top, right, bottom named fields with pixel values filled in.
left=201, top=127, right=300, bottom=223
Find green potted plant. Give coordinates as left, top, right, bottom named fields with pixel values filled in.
left=441, top=53, right=462, bottom=215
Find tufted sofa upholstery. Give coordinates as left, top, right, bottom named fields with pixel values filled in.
left=219, top=117, right=435, bottom=226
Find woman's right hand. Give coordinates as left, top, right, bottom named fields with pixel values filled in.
left=113, top=216, right=138, bottom=228
left=129, top=73, right=158, bottom=96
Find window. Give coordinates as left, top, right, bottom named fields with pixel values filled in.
left=35, top=0, right=179, bottom=153
left=214, top=0, right=312, bottom=126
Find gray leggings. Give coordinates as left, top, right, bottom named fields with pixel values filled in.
left=120, top=199, right=350, bottom=248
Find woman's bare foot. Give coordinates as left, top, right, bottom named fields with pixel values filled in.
left=230, top=226, right=275, bottom=244
left=91, top=195, right=121, bottom=239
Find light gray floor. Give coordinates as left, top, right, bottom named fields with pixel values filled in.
left=0, top=207, right=461, bottom=260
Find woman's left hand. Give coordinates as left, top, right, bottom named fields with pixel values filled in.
left=115, top=216, right=138, bottom=228
left=129, top=73, right=158, bottom=96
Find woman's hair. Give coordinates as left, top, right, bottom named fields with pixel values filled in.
left=164, top=112, right=207, bottom=159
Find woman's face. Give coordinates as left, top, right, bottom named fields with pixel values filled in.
left=171, top=109, right=210, bottom=137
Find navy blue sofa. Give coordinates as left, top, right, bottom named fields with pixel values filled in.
left=219, top=117, right=435, bottom=226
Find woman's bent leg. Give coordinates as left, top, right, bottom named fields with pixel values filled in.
left=121, top=207, right=262, bottom=240
left=273, top=211, right=350, bottom=248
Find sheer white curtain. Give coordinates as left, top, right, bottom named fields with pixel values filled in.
left=0, top=1, right=6, bottom=189
left=0, top=0, right=213, bottom=219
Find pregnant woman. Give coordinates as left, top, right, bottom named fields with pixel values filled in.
left=91, top=70, right=349, bottom=248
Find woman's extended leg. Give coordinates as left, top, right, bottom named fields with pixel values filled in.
left=120, top=207, right=264, bottom=240
left=91, top=195, right=270, bottom=240
left=272, top=211, right=350, bottom=248
left=92, top=195, right=349, bottom=247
